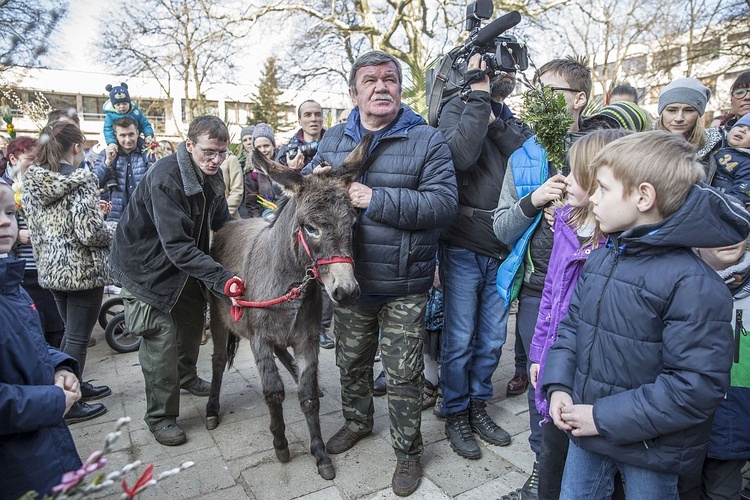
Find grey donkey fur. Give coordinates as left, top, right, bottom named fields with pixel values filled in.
left=206, top=135, right=373, bottom=480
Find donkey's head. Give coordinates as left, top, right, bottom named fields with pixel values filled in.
left=251, top=135, right=375, bottom=306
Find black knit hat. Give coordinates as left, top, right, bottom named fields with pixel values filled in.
left=105, top=82, right=131, bottom=106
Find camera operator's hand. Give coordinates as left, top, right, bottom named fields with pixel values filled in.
left=468, top=53, right=490, bottom=95
left=286, top=151, right=305, bottom=171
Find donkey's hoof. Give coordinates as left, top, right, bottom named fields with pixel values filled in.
left=275, top=447, right=290, bottom=463
left=206, top=415, right=219, bottom=430
left=318, top=462, right=335, bottom=480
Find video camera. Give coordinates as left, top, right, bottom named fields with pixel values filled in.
left=287, top=136, right=319, bottom=161
left=426, top=0, right=529, bottom=127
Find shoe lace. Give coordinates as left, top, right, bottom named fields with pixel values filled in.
left=526, top=462, right=539, bottom=487
left=397, top=460, right=414, bottom=475
left=471, top=403, right=500, bottom=432
left=455, top=414, right=474, bottom=441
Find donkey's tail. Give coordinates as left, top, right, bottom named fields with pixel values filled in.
left=227, top=332, right=241, bottom=369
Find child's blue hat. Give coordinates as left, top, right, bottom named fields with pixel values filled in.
left=105, top=82, right=131, bottom=106
left=732, top=114, right=750, bottom=130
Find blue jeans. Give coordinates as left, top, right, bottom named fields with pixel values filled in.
left=561, top=442, right=679, bottom=500
left=439, top=244, right=509, bottom=414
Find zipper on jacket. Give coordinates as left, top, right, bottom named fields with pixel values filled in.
left=170, top=191, right=207, bottom=313
left=584, top=245, right=622, bottom=403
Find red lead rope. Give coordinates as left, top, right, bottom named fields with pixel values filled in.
left=224, top=229, right=354, bottom=321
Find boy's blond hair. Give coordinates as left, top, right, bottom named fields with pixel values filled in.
left=591, top=130, right=705, bottom=218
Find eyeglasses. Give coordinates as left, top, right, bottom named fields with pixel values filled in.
left=548, top=86, right=581, bottom=94
left=197, top=147, right=229, bottom=161
left=732, top=88, right=749, bottom=99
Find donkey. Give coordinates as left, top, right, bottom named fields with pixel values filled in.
left=205, top=135, right=373, bottom=480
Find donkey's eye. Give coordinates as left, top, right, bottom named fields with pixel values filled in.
left=303, top=224, right=320, bottom=237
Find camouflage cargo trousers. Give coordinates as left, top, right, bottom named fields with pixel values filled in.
left=334, top=293, right=428, bottom=460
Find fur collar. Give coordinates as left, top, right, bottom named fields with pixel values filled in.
left=23, top=165, right=92, bottom=206
left=716, top=251, right=750, bottom=281
left=176, top=141, right=225, bottom=198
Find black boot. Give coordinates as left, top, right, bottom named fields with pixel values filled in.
left=521, top=461, right=539, bottom=500
left=445, top=410, right=480, bottom=459
left=65, top=401, right=107, bottom=424
left=469, top=399, right=511, bottom=446
left=80, top=381, right=111, bottom=401
left=372, top=370, right=387, bottom=396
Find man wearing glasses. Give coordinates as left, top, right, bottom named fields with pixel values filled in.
left=110, top=115, right=239, bottom=447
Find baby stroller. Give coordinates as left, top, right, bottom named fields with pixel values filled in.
left=99, top=287, right=141, bottom=353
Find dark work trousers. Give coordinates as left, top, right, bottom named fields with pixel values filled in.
left=52, top=287, right=104, bottom=375
left=121, top=278, right=205, bottom=430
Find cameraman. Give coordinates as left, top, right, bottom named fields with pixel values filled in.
left=437, top=53, right=532, bottom=460
left=276, top=100, right=325, bottom=171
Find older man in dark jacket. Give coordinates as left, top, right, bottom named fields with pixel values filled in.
left=110, top=115, right=238, bottom=447
left=310, top=50, right=457, bottom=497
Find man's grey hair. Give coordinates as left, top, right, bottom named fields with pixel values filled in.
left=348, top=50, right=403, bottom=94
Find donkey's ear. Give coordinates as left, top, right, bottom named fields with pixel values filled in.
left=251, top=149, right=304, bottom=195
left=337, top=133, right=375, bottom=182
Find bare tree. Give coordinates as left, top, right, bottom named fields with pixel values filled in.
left=0, top=0, right=68, bottom=68
left=98, top=0, right=253, bottom=126
left=245, top=0, right=563, bottom=112
left=533, top=0, right=749, bottom=108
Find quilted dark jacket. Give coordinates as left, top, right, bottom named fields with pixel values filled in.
left=309, top=105, right=457, bottom=296
left=543, top=184, right=750, bottom=475
left=110, top=144, right=234, bottom=312
left=0, top=258, right=82, bottom=498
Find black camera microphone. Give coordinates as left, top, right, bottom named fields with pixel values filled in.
left=464, top=10, right=521, bottom=50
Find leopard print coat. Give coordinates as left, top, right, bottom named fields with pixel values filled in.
left=22, top=165, right=115, bottom=291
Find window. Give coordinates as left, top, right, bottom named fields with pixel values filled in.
left=45, top=93, right=78, bottom=113
left=139, top=99, right=167, bottom=133
left=622, top=56, right=647, bottom=74
left=688, top=38, right=720, bottom=64
left=181, top=99, right=220, bottom=122
left=82, top=96, right=107, bottom=121
left=224, top=101, right=252, bottom=124
left=652, top=48, right=681, bottom=73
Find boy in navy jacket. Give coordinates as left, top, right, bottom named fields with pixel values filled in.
left=543, top=131, right=750, bottom=498
left=0, top=178, right=82, bottom=497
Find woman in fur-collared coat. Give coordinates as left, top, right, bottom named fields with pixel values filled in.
left=22, top=121, right=114, bottom=423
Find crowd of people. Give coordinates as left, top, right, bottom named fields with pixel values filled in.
left=0, top=47, right=749, bottom=500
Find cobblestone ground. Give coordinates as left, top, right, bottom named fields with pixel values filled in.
left=71, top=302, right=750, bottom=499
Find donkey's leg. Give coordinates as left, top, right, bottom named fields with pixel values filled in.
left=253, top=339, right=290, bottom=462
left=295, top=341, right=335, bottom=480
left=206, top=305, right=228, bottom=430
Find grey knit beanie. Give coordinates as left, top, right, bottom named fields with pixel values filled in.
left=658, top=77, right=711, bottom=117
left=240, top=125, right=255, bottom=140
left=251, top=123, right=276, bottom=148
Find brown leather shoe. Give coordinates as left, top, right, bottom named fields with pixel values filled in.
left=325, top=426, right=371, bottom=454
left=506, top=372, right=529, bottom=396
left=392, top=459, right=422, bottom=497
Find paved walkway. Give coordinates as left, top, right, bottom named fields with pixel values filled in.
left=71, top=311, right=536, bottom=499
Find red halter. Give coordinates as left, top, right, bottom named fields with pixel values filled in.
left=224, top=229, right=354, bottom=321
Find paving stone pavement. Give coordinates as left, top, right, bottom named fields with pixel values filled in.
left=71, top=310, right=537, bottom=499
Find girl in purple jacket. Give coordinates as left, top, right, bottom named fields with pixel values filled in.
left=528, top=128, right=630, bottom=499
